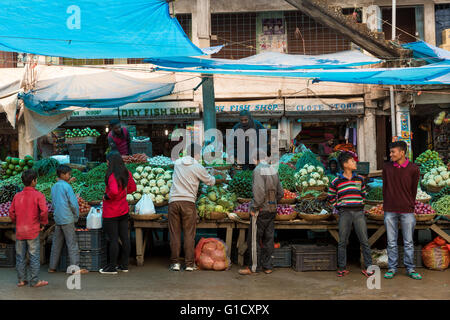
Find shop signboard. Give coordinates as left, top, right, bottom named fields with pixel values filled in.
left=69, top=107, right=118, bottom=118
left=285, top=98, right=365, bottom=116
left=215, top=99, right=284, bottom=116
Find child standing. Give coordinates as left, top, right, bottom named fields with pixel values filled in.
left=328, top=152, right=373, bottom=278
left=9, top=169, right=48, bottom=287
left=48, top=165, right=88, bottom=274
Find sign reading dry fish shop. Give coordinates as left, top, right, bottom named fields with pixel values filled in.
left=215, top=99, right=284, bottom=116
left=119, top=101, right=200, bottom=119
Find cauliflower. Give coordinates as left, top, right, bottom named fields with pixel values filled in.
left=167, top=181, right=172, bottom=188
left=149, top=179, right=157, bottom=187
left=143, top=187, right=151, bottom=194
left=424, top=173, right=430, bottom=180
left=312, top=172, right=320, bottom=180
left=322, top=177, right=329, bottom=184
left=163, top=173, right=172, bottom=180
left=136, top=166, right=144, bottom=173
left=307, top=165, right=315, bottom=173
left=156, top=173, right=165, bottom=180
left=140, top=178, right=149, bottom=186
left=164, top=193, right=170, bottom=201
left=133, top=193, right=142, bottom=201
left=149, top=193, right=156, bottom=201
left=159, top=185, right=170, bottom=195
left=151, top=186, right=160, bottom=195
left=430, top=169, right=438, bottom=176
left=126, top=194, right=134, bottom=202
left=155, top=195, right=165, bottom=204
left=435, top=175, right=443, bottom=183
left=428, top=179, right=437, bottom=187
left=317, top=167, right=324, bottom=174
left=308, top=178, right=316, bottom=186
left=302, top=181, right=308, bottom=187
left=446, top=179, right=450, bottom=186
left=144, top=166, right=152, bottom=172
left=149, top=173, right=155, bottom=180
left=440, top=172, right=449, bottom=180
left=141, top=171, right=149, bottom=179
left=133, top=172, right=141, bottom=180
left=316, top=180, right=324, bottom=186
left=438, top=180, right=445, bottom=187
left=437, top=166, right=446, bottom=172
left=136, top=185, right=144, bottom=193
left=303, top=164, right=309, bottom=169
left=157, top=179, right=166, bottom=187
left=299, top=169, right=308, bottom=176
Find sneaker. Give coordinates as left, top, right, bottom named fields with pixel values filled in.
left=185, top=265, right=197, bottom=272
left=116, top=265, right=129, bottom=273
left=169, top=263, right=181, bottom=271
left=99, top=266, right=118, bottom=275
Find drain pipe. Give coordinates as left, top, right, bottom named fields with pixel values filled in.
left=392, top=0, right=396, bottom=41
left=390, top=86, right=396, bottom=138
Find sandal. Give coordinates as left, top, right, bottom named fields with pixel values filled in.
left=263, top=269, right=273, bottom=274
left=238, top=267, right=255, bottom=275
left=384, top=270, right=396, bottom=279
left=32, top=280, right=49, bottom=288
left=48, top=269, right=56, bottom=273
left=72, top=268, right=89, bottom=275
left=361, top=270, right=375, bottom=278
left=407, top=271, right=422, bottom=280
left=337, top=270, right=349, bottom=277
left=17, top=281, right=28, bottom=287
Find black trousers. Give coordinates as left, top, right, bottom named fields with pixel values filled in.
left=246, top=211, right=275, bottom=271
left=103, top=213, right=130, bottom=268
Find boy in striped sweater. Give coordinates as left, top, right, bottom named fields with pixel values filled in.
left=328, top=152, right=373, bottom=277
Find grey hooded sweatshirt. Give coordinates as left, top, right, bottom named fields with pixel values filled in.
left=169, top=156, right=216, bottom=204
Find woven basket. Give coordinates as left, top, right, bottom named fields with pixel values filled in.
left=88, top=200, right=102, bottom=206
left=279, top=198, right=296, bottom=205
left=296, top=185, right=326, bottom=193
left=130, top=213, right=162, bottom=221
left=367, top=212, right=384, bottom=221
left=127, top=200, right=138, bottom=205
left=213, top=164, right=232, bottom=171
left=214, top=178, right=227, bottom=184
left=364, top=199, right=383, bottom=206
left=79, top=210, right=90, bottom=217
left=154, top=201, right=169, bottom=207
left=206, top=211, right=227, bottom=220
left=297, top=213, right=331, bottom=221
left=234, top=211, right=250, bottom=220
left=237, top=197, right=252, bottom=204
left=415, top=213, right=436, bottom=222
left=417, top=198, right=431, bottom=204
left=426, top=185, right=443, bottom=193
left=0, top=216, right=12, bottom=223
left=275, top=211, right=297, bottom=221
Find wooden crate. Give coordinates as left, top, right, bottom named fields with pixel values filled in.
left=65, top=136, right=97, bottom=144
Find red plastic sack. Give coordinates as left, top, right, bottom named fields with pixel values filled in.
left=195, top=237, right=230, bottom=271
left=422, top=237, right=449, bottom=271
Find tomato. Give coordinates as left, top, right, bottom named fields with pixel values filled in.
left=274, top=243, right=280, bottom=249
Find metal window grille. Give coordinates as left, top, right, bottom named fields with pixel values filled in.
left=381, top=7, right=417, bottom=43
left=0, top=51, right=18, bottom=68
left=211, top=13, right=257, bottom=59
left=284, top=11, right=351, bottom=55
left=436, top=4, right=450, bottom=46
left=62, top=58, right=114, bottom=66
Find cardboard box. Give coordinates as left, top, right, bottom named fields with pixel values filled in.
left=439, top=43, right=450, bottom=51
left=442, top=29, right=450, bottom=44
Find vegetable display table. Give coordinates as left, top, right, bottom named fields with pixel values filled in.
left=133, top=218, right=235, bottom=266
left=234, top=219, right=450, bottom=266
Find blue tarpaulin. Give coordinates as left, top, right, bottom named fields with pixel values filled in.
left=0, top=0, right=203, bottom=58
left=146, top=50, right=381, bottom=70
left=402, top=41, right=450, bottom=64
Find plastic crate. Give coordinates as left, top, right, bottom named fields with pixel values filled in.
left=76, top=230, right=106, bottom=251
left=291, top=244, right=337, bottom=271
left=57, top=248, right=107, bottom=272
left=130, top=141, right=152, bottom=157
left=70, top=156, right=88, bottom=165
left=0, top=243, right=15, bottom=267
left=356, top=162, right=370, bottom=175
left=68, top=144, right=87, bottom=151
left=155, top=205, right=169, bottom=214
left=398, top=245, right=423, bottom=268
left=272, top=246, right=291, bottom=267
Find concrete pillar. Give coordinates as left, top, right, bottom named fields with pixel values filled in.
left=363, top=5, right=382, bottom=32
left=424, top=3, right=436, bottom=46
left=357, top=117, right=365, bottom=163
left=363, top=108, right=377, bottom=171
left=202, top=74, right=216, bottom=131
left=17, top=120, right=34, bottom=158
left=195, top=0, right=211, bottom=48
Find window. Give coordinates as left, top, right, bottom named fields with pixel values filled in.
left=0, top=51, right=18, bottom=68
left=62, top=58, right=114, bottom=66
left=211, top=13, right=257, bottom=59
left=436, top=4, right=450, bottom=46
left=381, top=7, right=417, bottom=43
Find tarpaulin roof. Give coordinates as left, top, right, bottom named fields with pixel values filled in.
left=146, top=50, right=381, bottom=70
left=19, top=68, right=175, bottom=116
left=155, top=60, right=450, bottom=85
left=402, top=41, right=450, bottom=64
left=0, top=0, right=203, bottom=58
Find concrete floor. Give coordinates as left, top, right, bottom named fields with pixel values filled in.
left=0, top=257, right=449, bottom=300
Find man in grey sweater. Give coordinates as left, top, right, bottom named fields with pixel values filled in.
left=239, top=151, right=284, bottom=275
left=168, top=143, right=216, bottom=272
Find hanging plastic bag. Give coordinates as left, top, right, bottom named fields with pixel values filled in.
left=195, top=237, right=231, bottom=271
left=87, top=207, right=102, bottom=229
left=422, top=236, right=449, bottom=271
left=135, top=194, right=156, bottom=215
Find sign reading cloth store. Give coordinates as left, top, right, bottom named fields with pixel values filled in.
left=215, top=100, right=284, bottom=115
left=70, top=101, right=200, bottom=119
left=285, top=98, right=364, bottom=115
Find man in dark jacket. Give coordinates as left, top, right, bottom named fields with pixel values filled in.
left=238, top=150, right=284, bottom=275
left=108, top=120, right=132, bottom=156
left=232, top=110, right=265, bottom=170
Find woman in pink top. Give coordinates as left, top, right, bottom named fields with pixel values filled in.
left=100, top=151, right=136, bottom=275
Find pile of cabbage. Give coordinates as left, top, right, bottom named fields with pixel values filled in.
left=421, top=166, right=450, bottom=188
left=294, top=165, right=329, bottom=189
left=127, top=166, right=173, bottom=205
left=197, top=185, right=237, bottom=218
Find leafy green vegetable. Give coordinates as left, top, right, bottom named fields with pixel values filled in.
left=366, top=187, right=383, bottom=200
left=432, top=195, right=450, bottom=215
left=228, top=170, right=253, bottom=198
left=278, top=164, right=296, bottom=192
left=295, top=150, right=324, bottom=171
left=33, top=158, right=60, bottom=176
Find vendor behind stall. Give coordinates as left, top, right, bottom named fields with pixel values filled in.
left=108, top=120, right=131, bottom=156
left=232, top=110, right=264, bottom=170
left=319, top=133, right=335, bottom=167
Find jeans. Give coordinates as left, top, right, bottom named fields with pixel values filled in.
left=49, top=223, right=80, bottom=271
left=103, top=213, right=130, bottom=269
left=16, top=235, right=40, bottom=286
left=247, top=211, right=275, bottom=271
left=337, top=208, right=372, bottom=270
left=384, top=212, right=416, bottom=273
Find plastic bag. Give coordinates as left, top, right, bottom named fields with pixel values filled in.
left=86, top=207, right=102, bottom=229
left=195, top=237, right=231, bottom=271
left=422, top=236, right=449, bottom=271
left=135, top=194, right=156, bottom=215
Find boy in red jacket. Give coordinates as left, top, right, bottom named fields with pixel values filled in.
left=10, top=169, right=49, bottom=287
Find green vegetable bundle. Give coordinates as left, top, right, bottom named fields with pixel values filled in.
left=228, top=170, right=253, bottom=198
left=278, top=164, right=296, bottom=192
left=366, top=187, right=383, bottom=201
left=0, top=184, right=20, bottom=204
left=420, top=159, right=445, bottom=174
left=33, top=158, right=60, bottom=176
left=197, top=185, right=237, bottom=218
left=295, top=150, right=324, bottom=171
left=431, top=195, right=450, bottom=215
left=415, top=150, right=442, bottom=165
left=432, top=186, right=450, bottom=203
